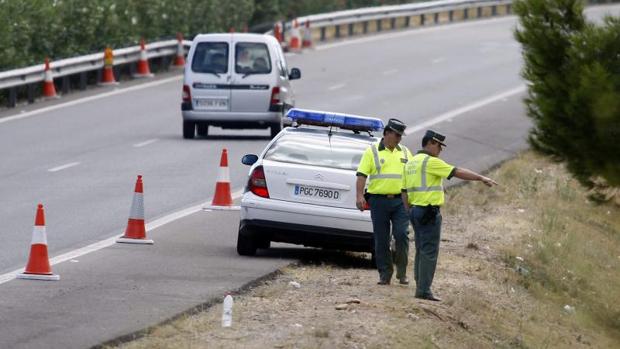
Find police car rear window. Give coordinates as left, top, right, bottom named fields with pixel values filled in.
left=264, top=133, right=371, bottom=171
left=191, top=42, right=229, bottom=74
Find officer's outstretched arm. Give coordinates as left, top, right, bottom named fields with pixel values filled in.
left=454, top=168, right=498, bottom=187
left=355, top=175, right=368, bottom=211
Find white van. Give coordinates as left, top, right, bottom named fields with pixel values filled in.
left=181, top=33, right=301, bottom=139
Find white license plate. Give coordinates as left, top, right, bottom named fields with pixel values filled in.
left=294, top=185, right=341, bottom=201
left=195, top=98, right=228, bottom=110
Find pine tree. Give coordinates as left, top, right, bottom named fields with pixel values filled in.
left=514, top=0, right=620, bottom=190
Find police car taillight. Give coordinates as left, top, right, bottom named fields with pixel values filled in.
left=270, top=87, right=280, bottom=106
left=248, top=166, right=269, bottom=198
left=285, top=108, right=384, bottom=132
left=182, top=85, right=191, bottom=102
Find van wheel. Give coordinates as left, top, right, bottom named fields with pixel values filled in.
left=197, top=123, right=209, bottom=137
left=237, top=225, right=258, bottom=256
left=183, top=121, right=195, bottom=139
left=270, top=122, right=282, bottom=139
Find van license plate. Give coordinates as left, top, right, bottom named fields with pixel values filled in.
left=195, top=98, right=228, bottom=110
left=294, top=185, right=340, bottom=201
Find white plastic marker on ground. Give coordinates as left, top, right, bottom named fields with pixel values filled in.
left=0, top=189, right=244, bottom=285
left=48, top=162, right=80, bottom=172
left=0, top=75, right=183, bottom=125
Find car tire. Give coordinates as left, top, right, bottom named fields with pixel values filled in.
left=270, top=121, right=282, bottom=139
left=197, top=123, right=209, bottom=137
left=183, top=121, right=195, bottom=139
left=237, top=225, right=258, bottom=256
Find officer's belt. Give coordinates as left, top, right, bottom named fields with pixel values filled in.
left=368, top=193, right=401, bottom=199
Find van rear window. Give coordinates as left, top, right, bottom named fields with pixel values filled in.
left=235, top=42, right=272, bottom=75
left=191, top=42, right=228, bottom=74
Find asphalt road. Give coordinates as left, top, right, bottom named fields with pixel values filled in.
left=0, top=4, right=618, bottom=348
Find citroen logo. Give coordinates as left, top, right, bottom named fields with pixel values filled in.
left=314, top=173, right=325, bottom=181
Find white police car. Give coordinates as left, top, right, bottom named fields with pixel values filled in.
left=237, top=108, right=383, bottom=256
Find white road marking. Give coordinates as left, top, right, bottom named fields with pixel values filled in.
left=405, top=85, right=526, bottom=136
left=382, top=69, right=398, bottom=75
left=0, top=188, right=244, bottom=285
left=316, top=17, right=515, bottom=51
left=48, top=162, right=80, bottom=172
left=0, top=75, right=183, bottom=126
left=328, top=83, right=347, bottom=91
left=133, top=139, right=158, bottom=148
left=432, top=57, right=446, bottom=64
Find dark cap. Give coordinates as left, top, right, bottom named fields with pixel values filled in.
left=424, top=130, right=447, bottom=146
left=385, top=118, right=406, bottom=135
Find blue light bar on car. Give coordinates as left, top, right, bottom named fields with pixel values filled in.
left=286, top=108, right=384, bottom=132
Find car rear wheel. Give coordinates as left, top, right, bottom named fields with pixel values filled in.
left=197, top=123, right=209, bottom=137
left=237, top=225, right=258, bottom=256
left=270, top=121, right=282, bottom=139
left=183, top=121, right=195, bottom=139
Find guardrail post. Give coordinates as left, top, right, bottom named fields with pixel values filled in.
left=405, top=16, right=410, bottom=28
left=376, top=19, right=382, bottom=32
left=507, top=4, right=512, bottom=14
left=449, top=10, right=454, bottom=22
left=363, top=21, right=368, bottom=34
left=421, top=14, right=426, bottom=26
left=335, top=25, right=341, bottom=38
left=27, top=84, right=35, bottom=104
left=79, top=72, right=87, bottom=90
left=477, top=7, right=482, bottom=18
left=348, top=23, right=354, bottom=36
left=434, top=13, right=439, bottom=24
left=390, top=18, right=396, bottom=30
left=7, top=87, right=17, bottom=108
left=464, top=8, right=469, bottom=20
left=62, top=76, right=70, bottom=94
left=320, top=27, right=326, bottom=41
left=492, top=5, right=497, bottom=16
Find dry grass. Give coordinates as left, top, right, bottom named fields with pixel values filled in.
left=110, top=151, right=620, bottom=349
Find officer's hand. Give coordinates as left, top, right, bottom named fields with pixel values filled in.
left=481, top=176, right=498, bottom=187
left=356, top=196, right=367, bottom=212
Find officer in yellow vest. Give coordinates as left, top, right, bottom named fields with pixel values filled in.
left=403, top=130, right=497, bottom=301
left=356, top=119, right=413, bottom=285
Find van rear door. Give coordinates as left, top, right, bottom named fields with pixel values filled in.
left=189, top=39, right=232, bottom=112
left=229, top=41, right=274, bottom=113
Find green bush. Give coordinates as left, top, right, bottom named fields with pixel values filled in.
left=0, top=0, right=418, bottom=71
left=514, top=0, right=620, bottom=188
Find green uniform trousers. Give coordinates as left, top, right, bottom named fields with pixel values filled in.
left=368, top=195, right=409, bottom=281
left=410, top=205, right=442, bottom=297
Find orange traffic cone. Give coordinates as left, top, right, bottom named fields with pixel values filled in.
left=42, top=58, right=58, bottom=99
left=289, top=20, right=301, bottom=52
left=273, top=22, right=283, bottom=44
left=134, top=39, right=154, bottom=78
left=117, top=175, right=154, bottom=244
left=100, top=47, right=119, bottom=85
left=17, top=204, right=59, bottom=281
left=204, top=149, right=239, bottom=211
left=173, top=33, right=185, bottom=68
left=302, top=20, right=313, bottom=48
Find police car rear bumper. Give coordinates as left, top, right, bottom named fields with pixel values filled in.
left=241, top=194, right=373, bottom=251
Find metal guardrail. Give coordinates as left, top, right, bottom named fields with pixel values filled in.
left=0, top=0, right=514, bottom=108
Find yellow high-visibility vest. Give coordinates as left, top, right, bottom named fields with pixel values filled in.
left=403, top=152, right=455, bottom=206
left=357, top=140, right=411, bottom=194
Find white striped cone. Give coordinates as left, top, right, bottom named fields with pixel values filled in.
left=289, top=20, right=301, bottom=52
left=17, top=204, right=60, bottom=281
left=134, top=39, right=154, bottom=78
left=42, top=58, right=59, bottom=99
left=117, top=175, right=154, bottom=244
left=204, top=149, right=240, bottom=211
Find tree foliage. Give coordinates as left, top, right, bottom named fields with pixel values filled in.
left=514, top=0, right=620, bottom=188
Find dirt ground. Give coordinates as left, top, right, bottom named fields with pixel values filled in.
left=113, top=152, right=620, bottom=349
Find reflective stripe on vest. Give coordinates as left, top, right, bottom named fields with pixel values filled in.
left=406, top=155, right=443, bottom=192
left=367, top=144, right=408, bottom=180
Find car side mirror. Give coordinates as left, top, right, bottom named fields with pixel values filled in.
left=241, top=154, right=258, bottom=165
left=288, top=68, right=301, bottom=80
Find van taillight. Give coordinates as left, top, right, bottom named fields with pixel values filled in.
left=182, top=85, right=191, bottom=102
left=270, top=87, right=280, bottom=105
left=248, top=166, right=269, bottom=198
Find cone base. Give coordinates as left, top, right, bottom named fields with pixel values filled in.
left=17, top=273, right=60, bottom=281
left=98, top=81, right=120, bottom=86
left=203, top=204, right=240, bottom=211
left=116, top=237, right=154, bottom=244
